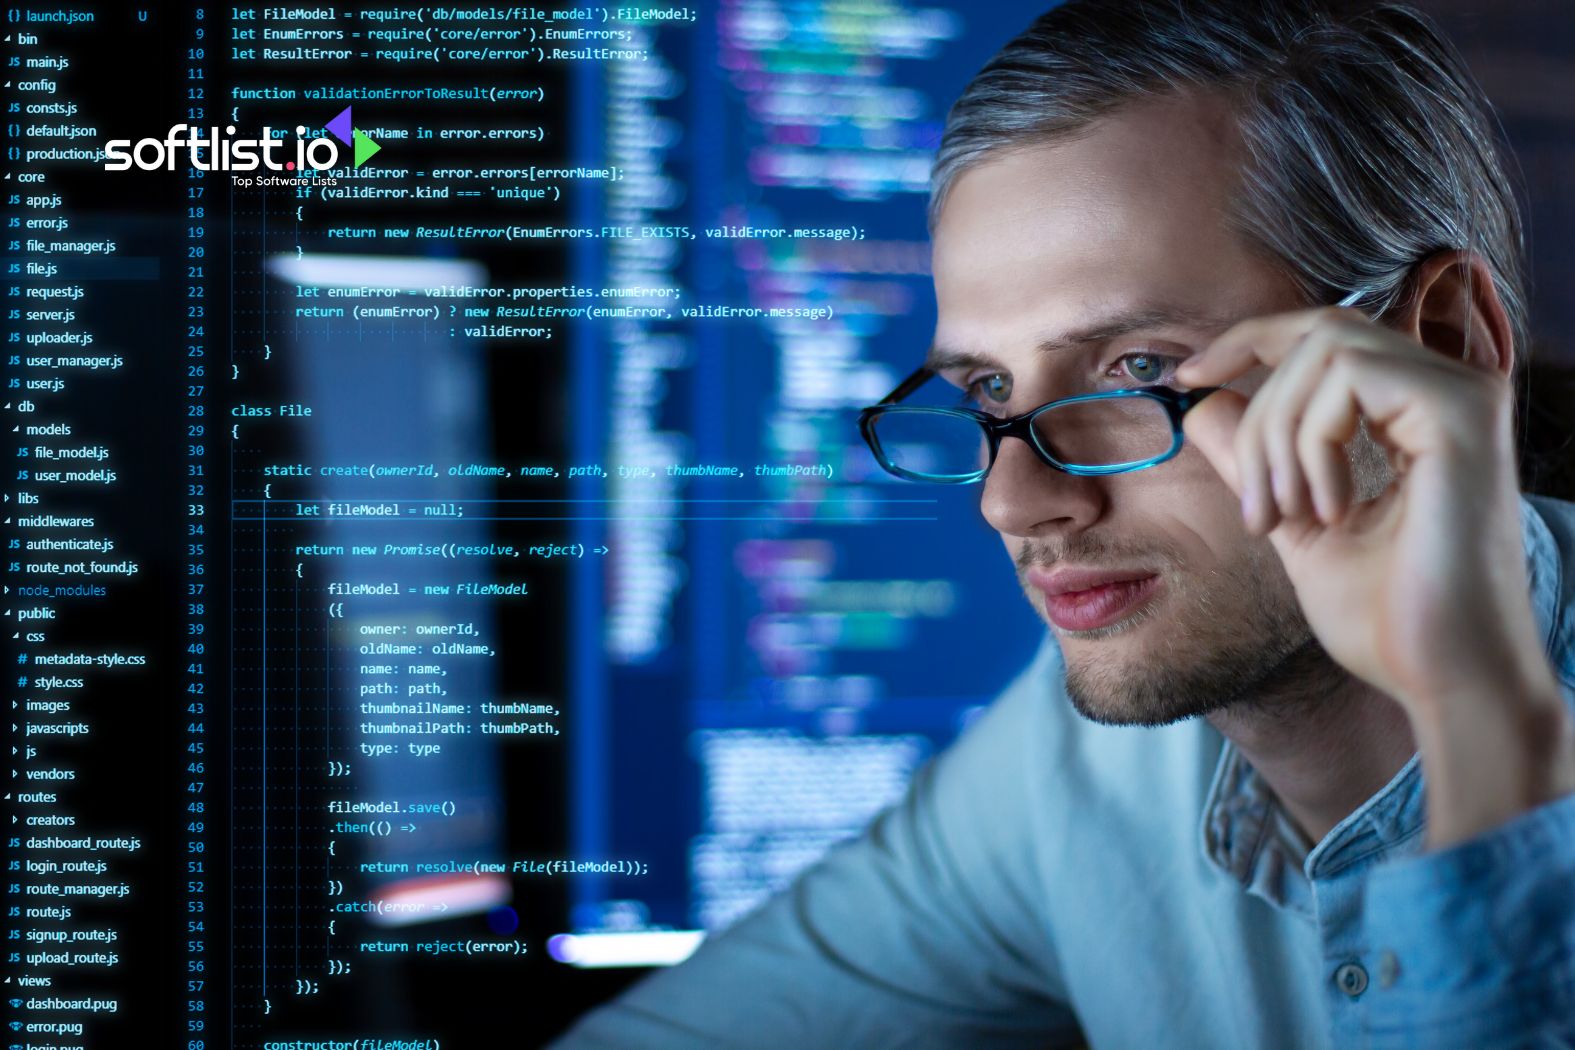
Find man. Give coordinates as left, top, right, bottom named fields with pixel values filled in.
left=555, top=1, right=1575, bottom=1046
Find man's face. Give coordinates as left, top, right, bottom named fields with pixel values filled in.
left=930, top=94, right=1317, bottom=725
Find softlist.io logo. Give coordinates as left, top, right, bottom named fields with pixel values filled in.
left=324, top=105, right=382, bottom=168
left=102, top=106, right=381, bottom=173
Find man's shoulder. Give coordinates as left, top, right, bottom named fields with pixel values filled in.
left=943, top=633, right=1082, bottom=767
left=924, top=633, right=1060, bottom=787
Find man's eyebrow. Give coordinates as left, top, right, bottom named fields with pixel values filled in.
left=922, top=347, right=1002, bottom=373
left=1037, top=304, right=1232, bottom=354
left=924, top=303, right=1235, bottom=372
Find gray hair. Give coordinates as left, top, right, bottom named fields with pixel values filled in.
left=931, top=0, right=1530, bottom=362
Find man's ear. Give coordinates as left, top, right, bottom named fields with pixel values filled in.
left=1392, top=249, right=1515, bottom=378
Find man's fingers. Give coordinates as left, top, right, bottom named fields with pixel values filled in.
left=1180, top=388, right=1247, bottom=496
left=1175, top=304, right=1507, bottom=541
left=1175, top=309, right=1325, bottom=386
left=1247, top=328, right=1342, bottom=524
left=1176, top=306, right=1388, bottom=388
left=1297, top=370, right=1362, bottom=523
left=1176, top=307, right=1481, bottom=532
left=1270, top=344, right=1489, bottom=524
left=1233, top=393, right=1278, bottom=533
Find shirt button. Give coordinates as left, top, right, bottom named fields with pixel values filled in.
left=1334, top=961, right=1369, bottom=997
left=1376, top=951, right=1400, bottom=989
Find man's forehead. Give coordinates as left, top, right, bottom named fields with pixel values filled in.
left=934, top=89, right=1243, bottom=228
left=932, top=93, right=1245, bottom=268
left=929, top=92, right=1266, bottom=358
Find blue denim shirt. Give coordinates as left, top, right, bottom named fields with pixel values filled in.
left=555, top=495, right=1575, bottom=1049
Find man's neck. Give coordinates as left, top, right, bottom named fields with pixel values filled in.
left=1204, top=645, right=1417, bottom=846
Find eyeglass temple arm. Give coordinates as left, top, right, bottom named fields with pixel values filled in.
left=878, top=365, right=936, bottom=405
left=875, top=365, right=932, bottom=406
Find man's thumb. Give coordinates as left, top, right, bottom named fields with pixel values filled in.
left=1180, top=390, right=1248, bottom=496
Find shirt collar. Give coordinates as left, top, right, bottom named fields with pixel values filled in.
left=1198, top=495, right=1562, bottom=908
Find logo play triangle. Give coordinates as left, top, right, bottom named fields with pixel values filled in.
left=326, top=106, right=381, bottom=168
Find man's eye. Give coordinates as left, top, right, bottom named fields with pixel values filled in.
left=966, top=373, right=1012, bottom=404
left=1111, top=352, right=1180, bottom=385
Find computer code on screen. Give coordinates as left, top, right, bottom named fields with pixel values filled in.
left=0, top=2, right=1049, bottom=1044
left=7, top=0, right=1573, bottom=1045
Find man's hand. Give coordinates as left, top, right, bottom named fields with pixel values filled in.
left=1174, top=306, right=1574, bottom=848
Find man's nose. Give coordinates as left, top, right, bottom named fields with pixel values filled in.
left=979, top=433, right=1105, bottom=539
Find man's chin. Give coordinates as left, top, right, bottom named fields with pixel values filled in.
left=1058, top=630, right=1329, bottom=728
left=1059, top=656, right=1207, bottom=727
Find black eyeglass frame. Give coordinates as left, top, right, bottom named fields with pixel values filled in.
left=857, top=365, right=1222, bottom=483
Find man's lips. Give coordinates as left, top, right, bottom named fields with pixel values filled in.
left=1024, top=566, right=1162, bottom=633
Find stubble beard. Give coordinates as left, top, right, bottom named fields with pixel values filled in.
left=1018, top=534, right=1341, bottom=727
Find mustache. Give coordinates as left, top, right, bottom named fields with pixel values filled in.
left=1012, top=533, right=1183, bottom=576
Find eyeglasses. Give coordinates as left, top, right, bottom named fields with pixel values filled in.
left=858, top=290, right=1376, bottom=485
left=857, top=368, right=1221, bottom=483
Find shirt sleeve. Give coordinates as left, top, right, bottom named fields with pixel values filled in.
left=1359, top=747, right=1575, bottom=1047
left=550, top=650, right=1082, bottom=1050
left=1358, top=498, right=1575, bottom=1048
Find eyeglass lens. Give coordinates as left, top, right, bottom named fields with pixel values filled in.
left=870, top=395, right=1177, bottom=480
